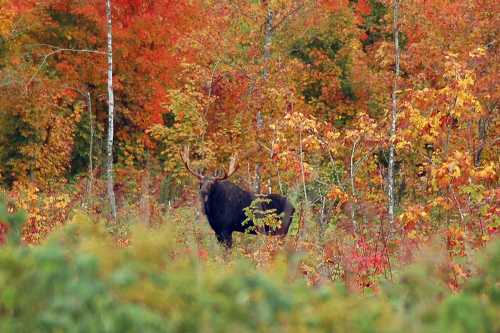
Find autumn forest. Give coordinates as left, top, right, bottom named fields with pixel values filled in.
left=0, top=0, right=498, bottom=332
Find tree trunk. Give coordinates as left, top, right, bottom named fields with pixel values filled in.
left=85, top=91, right=94, bottom=210
left=263, top=6, right=273, bottom=80
left=106, top=0, right=117, bottom=220
left=318, top=195, right=327, bottom=241
left=140, top=157, right=151, bottom=225
left=474, top=116, right=488, bottom=167
left=350, top=138, right=360, bottom=234
left=299, top=127, right=308, bottom=203
left=388, top=0, right=400, bottom=230
left=255, top=5, right=273, bottom=193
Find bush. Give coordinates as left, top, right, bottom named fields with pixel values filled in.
left=0, top=201, right=498, bottom=333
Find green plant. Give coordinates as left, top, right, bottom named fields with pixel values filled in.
left=243, top=195, right=283, bottom=234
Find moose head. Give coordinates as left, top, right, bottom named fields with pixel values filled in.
left=180, top=146, right=239, bottom=205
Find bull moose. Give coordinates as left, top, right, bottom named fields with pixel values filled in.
left=181, top=147, right=295, bottom=248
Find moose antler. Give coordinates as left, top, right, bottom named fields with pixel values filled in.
left=214, top=152, right=239, bottom=180
left=180, top=146, right=204, bottom=179
left=180, top=145, right=238, bottom=181
left=214, top=144, right=265, bottom=180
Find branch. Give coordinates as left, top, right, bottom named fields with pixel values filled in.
left=353, top=145, right=379, bottom=174
left=270, top=1, right=306, bottom=33
left=485, top=39, right=497, bottom=50
left=25, top=46, right=106, bottom=90
left=227, top=0, right=260, bottom=24
left=474, top=136, right=500, bottom=156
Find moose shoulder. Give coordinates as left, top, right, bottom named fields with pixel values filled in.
left=181, top=147, right=295, bottom=248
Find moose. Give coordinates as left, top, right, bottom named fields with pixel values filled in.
left=180, top=147, right=295, bottom=248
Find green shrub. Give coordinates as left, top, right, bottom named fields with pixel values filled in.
left=0, top=201, right=498, bottom=333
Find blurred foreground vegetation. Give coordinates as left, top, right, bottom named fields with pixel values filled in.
left=0, top=199, right=498, bottom=333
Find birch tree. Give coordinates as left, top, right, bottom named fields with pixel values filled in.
left=388, top=0, right=401, bottom=229
left=106, top=0, right=117, bottom=220
left=255, top=2, right=273, bottom=194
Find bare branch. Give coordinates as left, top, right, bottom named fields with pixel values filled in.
left=25, top=46, right=105, bottom=90
left=270, top=1, right=306, bottom=33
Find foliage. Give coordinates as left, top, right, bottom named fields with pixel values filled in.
left=8, top=182, right=74, bottom=244
left=0, top=194, right=26, bottom=245
left=243, top=195, right=283, bottom=233
left=147, top=88, right=209, bottom=177
left=0, top=0, right=498, bottom=330
left=0, top=206, right=499, bottom=332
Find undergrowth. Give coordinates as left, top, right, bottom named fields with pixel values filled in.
left=0, top=198, right=498, bottom=333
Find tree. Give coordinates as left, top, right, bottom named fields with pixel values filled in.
left=387, top=0, right=400, bottom=230
left=105, top=0, right=117, bottom=220
left=255, top=1, right=274, bottom=194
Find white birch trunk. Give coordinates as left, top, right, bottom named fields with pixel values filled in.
left=255, top=6, right=273, bottom=193
left=106, top=0, right=117, bottom=220
left=262, top=6, right=273, bottom=80
left=388, top=0, right=401, bottom=229
left=350, top=138, right=359, bottom=233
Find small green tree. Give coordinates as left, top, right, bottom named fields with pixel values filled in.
left=0, top=196, right=26, bottom=245
left=243, top=194, right=282, bottom=234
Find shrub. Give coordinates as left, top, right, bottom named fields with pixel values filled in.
left=0, top=200, right=498, bottom=333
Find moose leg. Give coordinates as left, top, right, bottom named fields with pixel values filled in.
left=216, top=231, right=233, bottom=248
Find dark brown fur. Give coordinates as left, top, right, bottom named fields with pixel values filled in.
left=199, top=179, right=295, bottom=248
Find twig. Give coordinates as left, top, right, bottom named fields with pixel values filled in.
left=350, top=137, right=360, bottom=233
left=270, top=1, right=306, bottom=33
left=25, top=47, right=105, bottom=90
